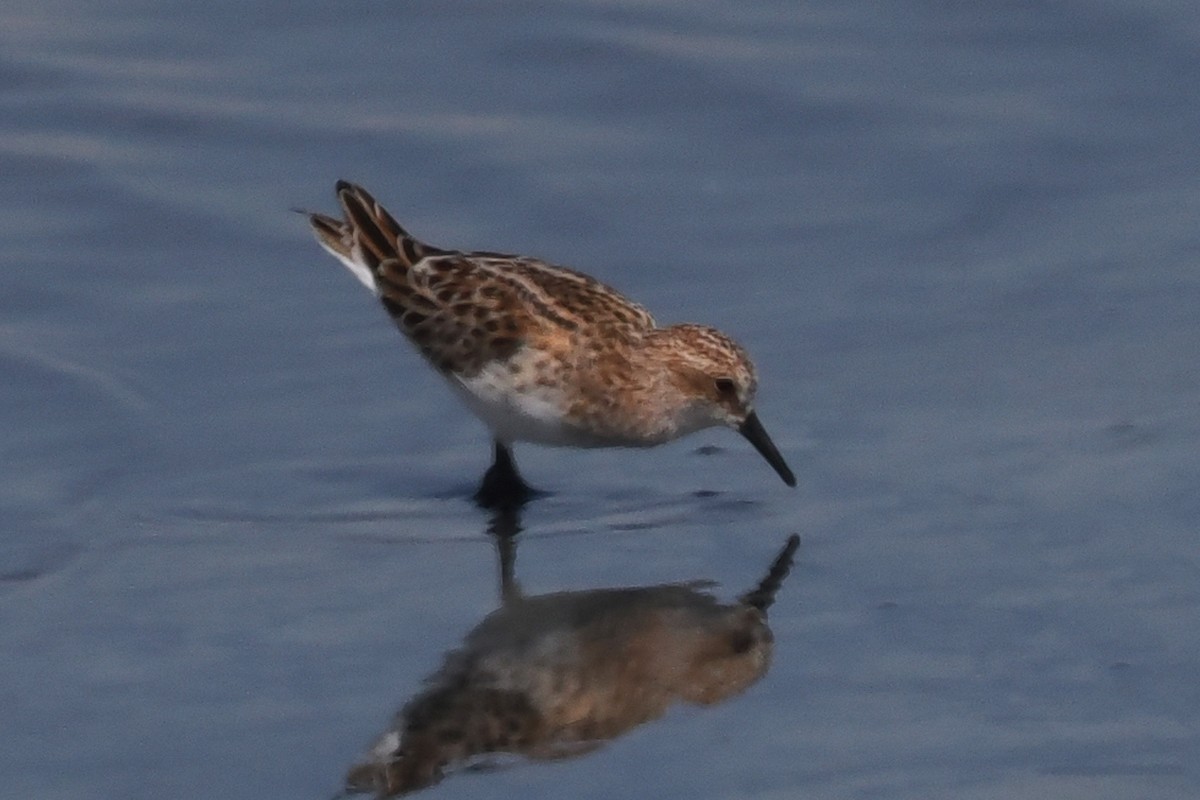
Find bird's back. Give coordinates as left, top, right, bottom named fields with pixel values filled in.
left=309, top=182, right=656, bottom=378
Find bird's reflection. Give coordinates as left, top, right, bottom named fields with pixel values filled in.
left=344, top=509, right=800, bottom=796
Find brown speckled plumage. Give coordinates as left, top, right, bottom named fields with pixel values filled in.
left=308, top=181, right=796, bottom=498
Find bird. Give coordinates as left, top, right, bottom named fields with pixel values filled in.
left=342, top=532, right=800, bottom=795
left=306, top=181, right=795, bottom=508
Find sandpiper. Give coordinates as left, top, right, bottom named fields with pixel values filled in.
left=343, top=533, right=800, bottom=795
left=307, top=181, right=795, bottom=507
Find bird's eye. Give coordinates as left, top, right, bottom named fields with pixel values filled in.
left=714, top=377, right=737, bottom=397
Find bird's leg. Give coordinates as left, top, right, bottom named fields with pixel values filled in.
left=474, top=440, right=537, bottom=509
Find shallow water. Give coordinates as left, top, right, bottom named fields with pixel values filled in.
left=3, top=1, right=1200, bottom=797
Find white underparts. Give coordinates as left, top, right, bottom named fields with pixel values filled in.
left=446, top=363, right=587, bottom=447
left=318, top=239, right=379, bottom=295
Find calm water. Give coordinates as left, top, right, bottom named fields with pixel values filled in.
left=3, top=1, right=1199, bottom=797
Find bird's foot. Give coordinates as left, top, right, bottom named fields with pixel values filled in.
left=474, top=463, right=539, bottom=510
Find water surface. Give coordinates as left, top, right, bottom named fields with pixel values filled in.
left=3, top=1, right=1199, bottom=798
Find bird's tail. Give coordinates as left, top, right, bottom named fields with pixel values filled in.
left=307, top=181, right=441, bottom=293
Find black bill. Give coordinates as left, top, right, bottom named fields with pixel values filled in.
left=738, top=411, right=797, bottom=487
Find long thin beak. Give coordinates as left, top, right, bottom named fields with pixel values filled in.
left=738, top=411, right=797, bottom=487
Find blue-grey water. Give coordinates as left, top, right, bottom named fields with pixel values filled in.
left=3, top=1, right=1199, bottom=797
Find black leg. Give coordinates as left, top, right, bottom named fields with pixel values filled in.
left=474, top=441, right=537, bottom=510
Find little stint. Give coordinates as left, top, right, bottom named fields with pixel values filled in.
left=308, top=181, right=795, bottom=506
